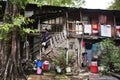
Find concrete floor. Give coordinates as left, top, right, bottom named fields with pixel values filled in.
left=27, top=72, right=119, bottom=80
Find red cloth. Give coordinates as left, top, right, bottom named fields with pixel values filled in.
left=92, top=24, right=99, bottom=30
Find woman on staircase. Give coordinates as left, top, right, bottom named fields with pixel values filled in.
left=41, top=28, right=50, bottom=50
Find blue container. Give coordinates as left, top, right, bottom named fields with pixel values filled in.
left=36, top=60, right=43, bottom=67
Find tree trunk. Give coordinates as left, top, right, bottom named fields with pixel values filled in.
left=0, top=0, right=12, bottom=77
left=0, top=0, right=27, bottom=79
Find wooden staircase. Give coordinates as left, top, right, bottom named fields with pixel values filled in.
left=32, top=32, right=67, bottom=60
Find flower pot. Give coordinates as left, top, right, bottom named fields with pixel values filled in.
left=56, top=66, right=61, bottom=73
left=66, top=67, right=71, bottom=73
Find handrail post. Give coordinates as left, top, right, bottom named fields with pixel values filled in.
left=50, top=38, right=53, bottom=49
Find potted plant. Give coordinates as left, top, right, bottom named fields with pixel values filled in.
left=66, top=51, right=75, bottom=73
left=52, top=58, right=62, bottom=73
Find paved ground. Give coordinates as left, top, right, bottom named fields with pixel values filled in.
left=27, top=72, right=119, bottom=80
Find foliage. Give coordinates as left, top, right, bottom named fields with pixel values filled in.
left=101, top=38, right=120, bottom=73
left=71, top=0, right=85, bottom=7
left=27, top=0, right=71, bottom=7
left=60, top=48, right=66, bottom=67
left=52, top=48, right=66, bottom=66
left=28, top=0, right=85, bottom=7
left=11, top=0, right=29, bottom=9
left=68, top=51, right=75, bottom=67
left=52, top=48, right=76, bottom=68
left=0, top=15, right=38, bottom=40
left=52, top=58, right=59, bottom=66
left=108, top=0, right=120, bottom=10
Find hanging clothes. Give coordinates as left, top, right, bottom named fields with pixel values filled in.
left=92, top=43, right=98, bottom=52
left=99, top=15, right=107, bottom=24
left=86, top=49, right=92, bottom=66
left=91, top=15, right=99, bottom=35
left=23, top=40, right=29, bottom=60
left=92, top=24, right=99, bottom=35
left=23, top=40, right=29, bottom=48
left=84, top=24, right=92, bottom=35
left=100, top=25, right=111, bottom=37
left=81, top=41, right=85, bottom=53
left=92, top=24, right=99, bottom=30
left=75, top=24, right=83, bottom=34
left=85, top=42, right=93, bottom=66
left=92, top=43, right=99, bottom=58
left=82, top=41, right=85, bottom=47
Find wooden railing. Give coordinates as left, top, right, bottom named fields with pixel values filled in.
left=41, top=32, right=67, bottom=52
left=33, top=32, right=67, bottom=60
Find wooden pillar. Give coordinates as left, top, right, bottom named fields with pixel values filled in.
left=38, top=19, right=41, bottom=32
left=66, top=11, right=69, bottom=66
left=77, top=38, right=80, bottom=66
left=39, top=48, right=42, bottom=60
left=66, top=39, right=69, bottom=65
left=114, top=15, right=116, bottom=37
left=80, top=9, right=83, bottom=67
left=38, top=19, right=42, bottom=60
left=80, top=38, right=83, bottom=68
left=66, top=12, right=68, bottom=36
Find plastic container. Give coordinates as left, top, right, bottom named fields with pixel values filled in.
left=36, top=67, right=42, bottom=74
left=90, top=61, right=98, bottom=73
left=42, top=60, right=49, bottom=70
left=36, top=60, right=43, bottom=68
left=43, top=64, right=49, bottom=70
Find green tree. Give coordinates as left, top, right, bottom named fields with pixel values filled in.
left=108, top=0, right=120, bottom=10
left=71, top=0, right=85, bottom=7
left=0, top=0, right=35, bottom=79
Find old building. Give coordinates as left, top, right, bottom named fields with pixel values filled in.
left=0, top=1, right=120, bottom=69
